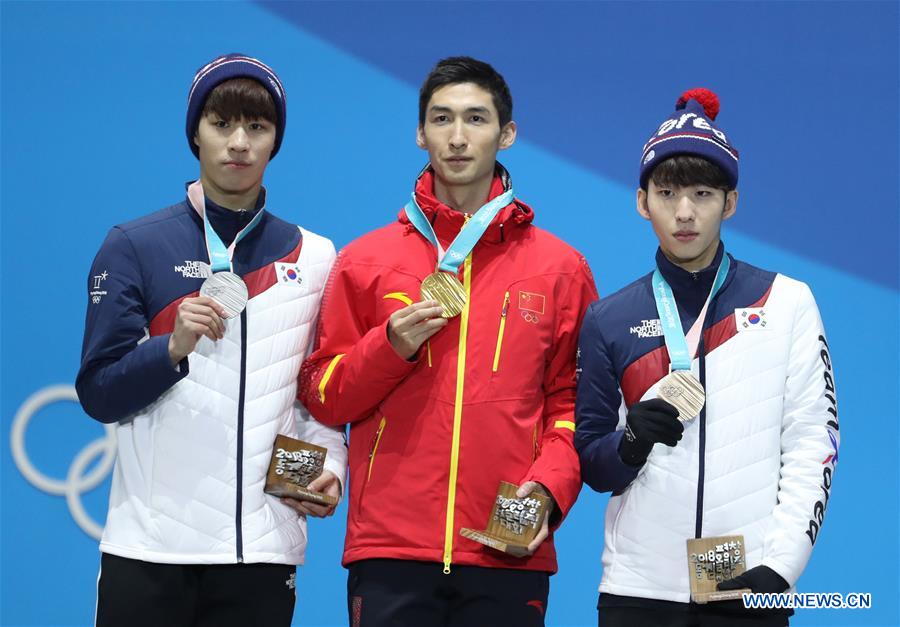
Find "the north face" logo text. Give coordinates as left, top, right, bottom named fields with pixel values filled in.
left=630, top=319, right=662, bottom=338
left=174, top=260, right=211, bottom=279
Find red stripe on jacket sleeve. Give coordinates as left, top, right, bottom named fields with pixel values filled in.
left=149, top=290, right=200, bottom=337
left=620, top=345, right=670, bottom=408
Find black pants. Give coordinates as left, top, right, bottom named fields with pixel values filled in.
left=598, top=595, right=790, bottom=627
left=95, top=552, right=296, bottom=627
left=347, top=558, right=550, bottom=627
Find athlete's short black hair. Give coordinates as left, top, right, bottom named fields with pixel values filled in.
left=201, top=78, right=277, bottom=125
left=645, top=155, right=734, bottom=191
left=419, top=56, right=513, bottom=128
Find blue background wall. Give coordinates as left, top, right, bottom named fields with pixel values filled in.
left=1, top=1, right=897, bottom=626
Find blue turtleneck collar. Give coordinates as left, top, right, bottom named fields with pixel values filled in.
left=204, top=190, right=265, bottom=248
left=655, top=241, right=725, bottom=333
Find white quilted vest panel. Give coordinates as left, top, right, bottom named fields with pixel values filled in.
left=101, top=227, right=335, bottom=565
left=600, top=275, right=797, bottom=601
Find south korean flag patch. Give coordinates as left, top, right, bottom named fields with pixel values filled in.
left=275, top=262, right=303, bottom=286
left=735, top=307, right=768, bottom=331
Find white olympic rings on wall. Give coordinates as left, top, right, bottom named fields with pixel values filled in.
left=10, top=385, right=116, bottom=540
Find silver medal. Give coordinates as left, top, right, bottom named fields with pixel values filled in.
left=657, top=370, right=705, bottom=422
left=200, top=271, right=248, bottom=319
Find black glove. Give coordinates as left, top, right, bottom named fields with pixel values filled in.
left=718, top=565, right=789, bottom=593
left=617, top=398, right=683, bottom=466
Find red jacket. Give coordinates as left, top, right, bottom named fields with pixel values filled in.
left=300, top=168, right=597, bottom=573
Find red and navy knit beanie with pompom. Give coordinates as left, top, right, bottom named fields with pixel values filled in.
left=639, top=88, right=738, bottom=189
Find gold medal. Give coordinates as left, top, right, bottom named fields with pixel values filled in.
left=421, top=272, right=467, bottom=318
left=657, top=370, right=705, bottom=421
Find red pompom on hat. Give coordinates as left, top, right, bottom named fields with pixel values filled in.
left=639, top=87, right=738, bottom=189
left=676, top=88, right=720, bottom=121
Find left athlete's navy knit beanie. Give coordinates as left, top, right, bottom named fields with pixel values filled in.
left=639, top=88, right=739, bottom=189
left=186, top=53, right=287, bottom=159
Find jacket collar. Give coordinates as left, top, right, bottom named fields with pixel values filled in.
left=182, top=179, right=267, bottom=231
left=655, top=241, right=727, bottom=295
left=398, top=162, right=533, bottom=245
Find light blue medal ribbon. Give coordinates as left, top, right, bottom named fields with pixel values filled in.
left=202, top=202, right=266, bottom=273
left=404, top=188, right=515, bottom=273
left=187, top=180, right=266, bottom=273
left=186, top=180, right=266, bottom=318
left=651, top=253, right=730, bottom=371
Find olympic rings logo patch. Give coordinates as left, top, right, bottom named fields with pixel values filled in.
left=10, top=385, right=116, bottom=540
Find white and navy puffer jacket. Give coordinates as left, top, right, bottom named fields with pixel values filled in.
left=575, top=246, right=839, bottom=602
left=77, top=184, right=345, bottom=565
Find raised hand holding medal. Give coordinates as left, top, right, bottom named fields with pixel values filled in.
left=167, top=296, right=227, bottom=365
left=385, top=176, right=515, bottom=360
left=405, top=186, right=515, bottom=318
left=188, top=180, right=263, bottom=319
left=386, top=300, right=448, bottom=360
left=166, top=181, right=261, bottom=366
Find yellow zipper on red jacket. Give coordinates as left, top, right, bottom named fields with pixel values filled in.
left=443, top=219, right=472, bottom=574
left=492, top=291, right=510, bottom=372
left=368, top=416, right=387, bottom=482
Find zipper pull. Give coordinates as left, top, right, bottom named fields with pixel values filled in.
left=492, top=292, right=511, bottom=373
left=443, top=559, right=451, bottom=574
left=369, top=418, right=386, bottom=460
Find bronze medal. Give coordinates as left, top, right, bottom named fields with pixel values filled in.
left=421, top=272, right=467, bottom=318
left=657, top=370, right=705, bottom=421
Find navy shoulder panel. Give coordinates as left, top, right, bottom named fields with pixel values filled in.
left=709, top=256, right=777, bottom=324
left=244, top=210, right=303, bottom=270
left=116, top=202, right=193, bottom=236
left=587, top=272, right=664, bottom=380
left=592, top=272, right=654, bottom=329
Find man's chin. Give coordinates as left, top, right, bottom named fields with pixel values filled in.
left=434, top=167, right=470, bottom=182
left=215, top=176, right=260, bottom=195
left=433, top=167, right=491, bottom=189
left=666, top=241, right=718, bottom=268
